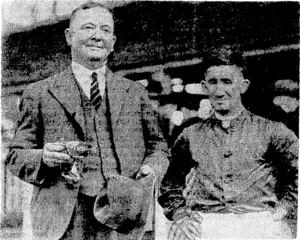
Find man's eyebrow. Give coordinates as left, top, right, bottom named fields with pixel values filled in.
left=207, top=78, right=217, bottom=82
left=101, top=24, right=113, bottom=28
left=81, top=22, right=95, bottom=26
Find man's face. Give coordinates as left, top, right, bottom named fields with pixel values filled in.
left=202, top=65, right=249, bottom=115
left=65, top=7, right=116, bottom=67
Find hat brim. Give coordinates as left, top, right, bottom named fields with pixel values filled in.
left=93, top=174, right=156, bottom=235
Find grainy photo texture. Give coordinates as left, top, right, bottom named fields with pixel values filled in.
left=1, top=1, right=299, bottom=240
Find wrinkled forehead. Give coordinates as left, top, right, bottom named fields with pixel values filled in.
left=70, top=6, right=114, bottom=29
left=205, top=65, right=244, bottom=80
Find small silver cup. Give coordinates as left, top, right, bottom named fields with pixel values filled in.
left=62, top=141, right=93, bottom=183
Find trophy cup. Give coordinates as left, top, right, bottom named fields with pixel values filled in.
left=62, top=141, right=93, bottom=183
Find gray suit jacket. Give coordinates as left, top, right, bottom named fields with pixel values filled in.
left=6, top=67, right=169, bottom=239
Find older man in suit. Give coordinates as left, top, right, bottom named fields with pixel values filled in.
left=6, top=2, right=169, bottom=240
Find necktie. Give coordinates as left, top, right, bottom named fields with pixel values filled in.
left=90, top=72, right=102, bottom=110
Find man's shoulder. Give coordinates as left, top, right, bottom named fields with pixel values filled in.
left=23, top=68, right=71, bottom=96
left=23, top=77, right=53, bottom=96
left=245, top=110, right=284, bottom=127
left=180, top=120, right=204, bottom=137
left=242, top=111, right=297, bottom=138
left=109, top=70, right=147, bottom=93
left=182, top=110, right=283, bottom=131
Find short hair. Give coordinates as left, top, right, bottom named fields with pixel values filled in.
left=202, top=45, right=246, bottom=75
left=69, top=2, right=114, bottom=27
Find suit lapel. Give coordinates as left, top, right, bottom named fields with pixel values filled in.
left=106, top=69, right=130, bottom=131
left=48, top=66, right=85, bottom=133
left=48, top=67, right=130, bottom=134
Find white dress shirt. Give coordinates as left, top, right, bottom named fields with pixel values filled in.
left=71, top=62, right=106, bottom=99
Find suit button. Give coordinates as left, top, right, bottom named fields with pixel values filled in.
left=224, top=174, right=233, bottom=184
left=224, top=179, right=231, bottom=184
left=224, top=150, right=233, bottom=158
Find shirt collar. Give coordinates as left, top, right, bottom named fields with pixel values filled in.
left=210, top=106, right=246, bottom=129
left=72, top=61, right=106, bottom=80
left=71, top=62, right=106, bottom=98
left=214, top=106, right=245, bottom=122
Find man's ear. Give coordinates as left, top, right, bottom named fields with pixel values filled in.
left=201, top=80, right=209, bottom=95
left=240, top=79, right=250, bottom=94
left=65, top=28, right=72, bottom=46
left=110, top=35, right=117, bottom=53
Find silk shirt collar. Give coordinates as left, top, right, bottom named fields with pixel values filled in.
left=203, top=105, right=245, bottom=129
left=214, top=106, right=245, bottom=129
left=71, top=61, right=106, bottom=99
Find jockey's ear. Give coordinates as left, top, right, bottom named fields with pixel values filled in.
left=201, top=80, right=209, bottom=95
left=240, top=79, right=250, bottom=94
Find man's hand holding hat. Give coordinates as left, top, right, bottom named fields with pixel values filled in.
left=136, top=165, right=155, bottom=179
left=93, top=169, right=156, bottom=237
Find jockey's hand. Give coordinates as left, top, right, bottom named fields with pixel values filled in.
left=169, top=212, right=202, bottom=240
left=136, top=165, right=155, bottom=179
left=270, top=205, right=288, bottom=221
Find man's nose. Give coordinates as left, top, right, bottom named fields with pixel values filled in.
left=214, top=83, right=225, bottom=97
left=91, top=28, right=104, bottom=40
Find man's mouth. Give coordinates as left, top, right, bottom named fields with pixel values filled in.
left=86, top=45, right=105, bottom=50
left=215, top=99, right=229, bottom=104
left=216, top=98, right=228, bottom=102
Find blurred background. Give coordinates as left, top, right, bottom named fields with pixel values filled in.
left=1, top=0, right=299, bottom=239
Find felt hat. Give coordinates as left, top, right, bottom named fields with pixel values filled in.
left=93, top=173, right=156, bottom=235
